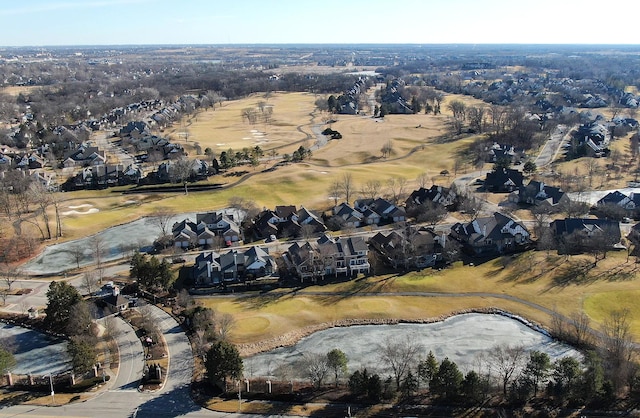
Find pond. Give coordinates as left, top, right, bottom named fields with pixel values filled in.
left=21, top=212, right=198, bottom=275
left=243, top=313, right=580, bottom=379
left=0, top=323, right=71, bottom=375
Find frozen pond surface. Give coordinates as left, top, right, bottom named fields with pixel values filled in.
left=244, top=313, right=581, bottom=379
left=22, top=212, right=199, bottom=275
left=0, top=323, right=71, bottom=375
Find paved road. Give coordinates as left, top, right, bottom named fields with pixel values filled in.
left=0, top=305, right=298, bottom=417
left=534, top=124, right=570, bottom=168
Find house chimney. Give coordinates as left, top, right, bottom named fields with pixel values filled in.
left=112, top=286, right=120, bottom=296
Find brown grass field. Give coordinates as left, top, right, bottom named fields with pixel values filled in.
left=199, top=251, right=640, bottom=346
left=21, top=89, right=640, bottom=348
left=57, top=91, right=485, bottom=237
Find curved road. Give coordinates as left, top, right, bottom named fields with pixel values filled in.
left=0, top=305, right=296, bottom=417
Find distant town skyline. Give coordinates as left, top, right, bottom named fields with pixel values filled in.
left=1, top=0, right=639, bottom=47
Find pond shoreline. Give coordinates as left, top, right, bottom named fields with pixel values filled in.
left=237, top=307, right=549, bottom=357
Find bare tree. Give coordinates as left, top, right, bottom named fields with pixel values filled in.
left=176, top=288, right=194, bottom=310
left=90, top=235, right=107, bottom=280
left=447, top=100, right=466, bottom=134
left=171, top=157, right=194, bottom=195
left=459, top=192, right=485, bottom=221
left=1, top=268, right=20, bottom=293
left=28, top=182, right=52, bottom=240
left=416, top=172, right=429, bottom=189
left=216, top=312, right=236, bottom=341
left=386, top=177, right=408, bottom=206
left=467, top=106, right=486, bottom=133
left=102, top=316, right=121, bottom=339
left=378, top=335, right=422, bottom=389
left=569, top=311, right=592, bottom=347
left=67, top=243, right=86, bottom=269
left=151, top=211, right=175, bottom=240
left=583, top=158, right=600, bottom=189
left=360, top=180, right=382, bottom=200
left=328, top=181, right=342, bottom=206
left=339, top=173, right=354, bottom=204
left=303, top=352, right=330, bottom=388
left=228, top=196, right=259, bottom=225
left=81, top=272, right=98, bottom=296
left=488, top=344, right=526, bottom=396
left=601, top=308, right=636, bottom=392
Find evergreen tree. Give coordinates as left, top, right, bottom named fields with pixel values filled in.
left=44, top=281, right=83, bottom=333
left=462, top=370, right=487, bottom=404
left=418, top=350, right=438, bottom=388
left=432, top=357, right=463, bottom=400
left=205, top=340, right=243, bottom=390
left=0, top=347, right=16, bottom=375
left=68, top=336, right=97, bottom=373
left=523, top=350, right=551, bottom=397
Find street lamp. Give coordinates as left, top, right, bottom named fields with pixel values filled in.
left=236, top=380, right=242, bottom=413
left=49, top=373, right=55, bottom=405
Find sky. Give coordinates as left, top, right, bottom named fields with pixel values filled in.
left=1, top=0, right=639, bottom=47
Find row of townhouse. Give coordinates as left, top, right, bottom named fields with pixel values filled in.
left=193, top=246, right=274, bottom=285
left=189, top=211, right=626, bottom=286
left=251, top=197, right=410, bottom=241
left=172, top=211, right=242, bottom=249
left=192, top=233, right=370, bottom=286
left=282, top=234, right=370, bottom=282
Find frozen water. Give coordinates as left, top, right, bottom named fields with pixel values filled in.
left=244, top=313, right=581, bottom=379
left=0, top=323, right=71, bottom=375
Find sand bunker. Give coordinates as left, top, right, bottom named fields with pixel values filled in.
left=62, top=204, right=99, bottom=216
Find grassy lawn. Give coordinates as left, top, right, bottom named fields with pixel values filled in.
left=198, top=251, right=640, bottom=347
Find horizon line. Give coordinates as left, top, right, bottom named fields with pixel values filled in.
left=2, top=42, right=640, bottom=49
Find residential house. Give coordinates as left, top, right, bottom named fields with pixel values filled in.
left=193, top=251, right=221, bottom=285
left=119, top=121, right=150, bottom=139
left=572, top=122, right=610, bottom=157
left=486, top=142, right=517, bottom=164
left=406, top=185, right=457, bottom=209
left=369, top=227, right=444, bottom=269
left=172, top=219, right=198, bottom=248
left=196, top=211, right=241, bottom=244
left=31, top=171, right=56, bottom=191
left=295, top=206, right=327, bottom=234
left=193, top=246, right=274, bottom=285
left=253, top=210, right=282, bottom=239
left=0, top=153, right=12, bottom=170
left=103, top=287, right=129, bottom=312
left=510, top=180, right=568, bottom=209
left=484, top=167, right=524, bottom=193
left=405, top=185, right=458, bottom=217
left=13, top=152, right=44, bottom=170
left=596, top=191, right=640, bottom=211
left=550, top=218, right=622, bottom=254
left=354, top=197, right=406, bottom=223
left=62, top=145, right=106, bottom=168
left=332, top=202, right=363, bottom=228
left=283, top=234, right=370, bottom=282
left=450, top=212, right=531, bottom=256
